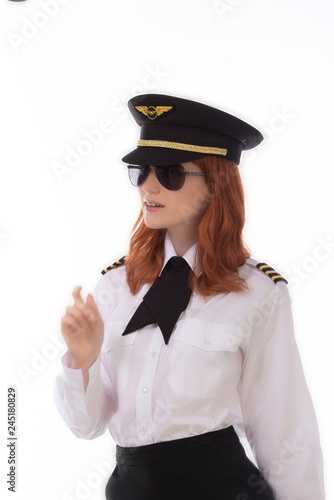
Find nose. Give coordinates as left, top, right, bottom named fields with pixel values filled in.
left=141, top=166, right=160, bottom=192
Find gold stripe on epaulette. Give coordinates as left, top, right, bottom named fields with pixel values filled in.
left=101, top=256, right=126, bottom=275
left=256, top=263, right=288, bottom=285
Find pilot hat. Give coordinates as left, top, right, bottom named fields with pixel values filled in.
left=122, top=93, right=263, bottom=166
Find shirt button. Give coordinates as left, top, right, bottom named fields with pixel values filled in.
left=142, top=386, right=148, bottom=393
left=141, top=423, right=152, bottom=434
left=204, top=339, right=211, bottom=345
left=151, top=351, right=156, bottom=357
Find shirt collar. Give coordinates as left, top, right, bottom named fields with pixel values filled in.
left=134, top=233, right=199, bottom=308
left=162, top=231, right=198, bottom=273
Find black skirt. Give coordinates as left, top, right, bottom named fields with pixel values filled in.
left=105, top=426, right=275, bottom=500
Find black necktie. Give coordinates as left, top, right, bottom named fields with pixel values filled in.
left=122, top=257, right=192, bottom=345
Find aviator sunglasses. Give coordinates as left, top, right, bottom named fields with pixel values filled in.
left=127, top=164, right=206, bottom=191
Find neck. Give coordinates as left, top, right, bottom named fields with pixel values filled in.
left=167, top=227, right=198, bottom=256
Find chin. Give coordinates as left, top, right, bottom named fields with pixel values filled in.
left=143, top=217, right=167, bottom=230
left=144, top=222, right=166, bottom=230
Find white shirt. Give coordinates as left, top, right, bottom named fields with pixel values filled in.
left=54, top=233, right=325, bottom=499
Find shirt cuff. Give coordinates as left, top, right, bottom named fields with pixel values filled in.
left=60, top=351, right=102, bottom=392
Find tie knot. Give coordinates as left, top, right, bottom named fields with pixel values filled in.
left=166, top=256, right=189, bottom=272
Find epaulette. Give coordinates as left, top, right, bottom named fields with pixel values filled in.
left=101, top=256, right=126, bottom=275
left=246, top=258, right=288, bottom=285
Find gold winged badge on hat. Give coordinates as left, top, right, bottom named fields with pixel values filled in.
left=135, top=105, right=173, bottom=120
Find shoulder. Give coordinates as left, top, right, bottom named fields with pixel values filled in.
left=92, top=256, right=131, bottom=319
left=95, top=255, right=128, bottom=295
left=238, top=257, right=288, bottom=296
left=101, top=256, right=126, bottom=275
left=92, top=255, right=129, bottom=305
left=237, top=258, right=291, bottom=318
left=244, top=257, right=288, bottom=285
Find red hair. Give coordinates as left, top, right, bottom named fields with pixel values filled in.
left=125, top=156, right=250, bottom=297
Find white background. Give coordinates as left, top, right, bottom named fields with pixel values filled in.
left=0, top=0, right=333, bottom=498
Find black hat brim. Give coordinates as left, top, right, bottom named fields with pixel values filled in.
left=122, top=147, right=210, bottom=166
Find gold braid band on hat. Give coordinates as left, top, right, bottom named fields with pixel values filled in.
left=137, top=139, right=227, bottom=156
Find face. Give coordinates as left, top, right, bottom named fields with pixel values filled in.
left=138, top=162, right=211, bottom=234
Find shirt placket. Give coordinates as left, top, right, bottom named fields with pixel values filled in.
left=135, top=331, right=163, bottom=444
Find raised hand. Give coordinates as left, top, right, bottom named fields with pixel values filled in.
left=61, top=286, right=104, bottom=371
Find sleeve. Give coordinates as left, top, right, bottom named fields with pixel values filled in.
left=53, top=350, right=117, bottom=439
left=240, top=282, right=326, bottom=500
left=53, top=276, right=118, bottom=440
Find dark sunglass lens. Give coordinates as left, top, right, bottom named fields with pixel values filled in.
left=158, top=164, right=185, bottom=190
left=128, top=166, right=149, bottom=186
left=137, top=166, right=150, bottom=186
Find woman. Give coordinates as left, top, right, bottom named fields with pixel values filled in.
left=54, top=94, right=325, bottom=499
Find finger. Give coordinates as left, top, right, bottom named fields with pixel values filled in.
left=86, top=295, right=101, bottom=321
left=61, top=314, right=82, bottom=335
left=65, top=306, right=89, bottom=328
left=68, top=302, right=98, bottom=325
left=86, top=294, right=99, bottom=318
left=72, top=286, right=85, bottom=305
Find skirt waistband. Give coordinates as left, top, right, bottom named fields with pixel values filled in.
left=116, top=426, right=239, bottom=465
